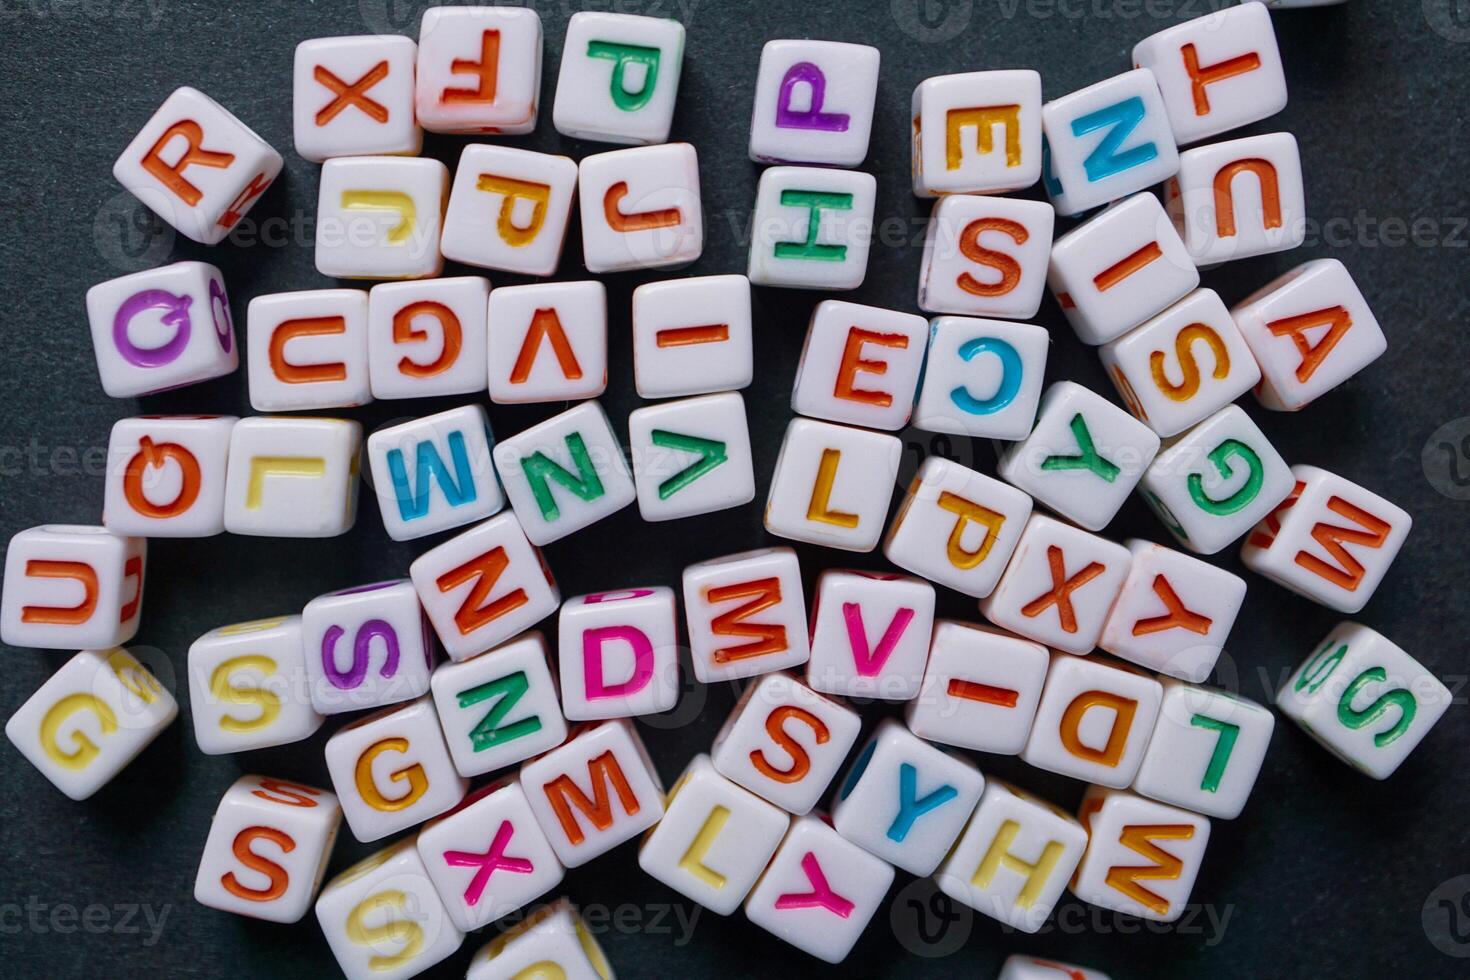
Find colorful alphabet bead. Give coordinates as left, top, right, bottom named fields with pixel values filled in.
left=487, top=281, right=608, bottom=404
left=553, top=12, right=686, bottom=145
left=440, top=145, right=578, bottom=276
left=301, top=579, right=435, bottom=715
left=466, top=899, right=611, bottom=980
left=999, top=955, right=1110, bottom=980
left=103, top=415, right=236, bottom=537
left=790, top=301, right=929, bottom=431
left=682, top=547, right=811, bottom=684
left=1166, top=132, right=1306, bottom=265
left=628, top=392, right=757, bottom=522
left=1, top=525, right=146, bottom=650
left=557, top=587, right=680, bottom=720
left=906, top=621, right=1049, bottom=755
left=1070, top=786, right=1210, bottom=922
left=365, top=405, right=504, bottom=541
left=764, top=417, right=900, bottom=552
left=912, top=316, right=1049, bottom=439
left=1022, top=653, right=1163, bottom=787
left=806, top=570, right=936, bottom=701
left=247, top=289, right=372, bottom=412
left=748, top=166, right=876, bottom=290
left=293, top=35, right=421, bottom=163
left=315, top=156, right=448, bottom=279
left=748, top=39, right=880, bottom=167
left=368, top=276, right=492, bottom=399
left=415, top=5, right=542, bottom=135
left=222, top=416, right=362, bottom=537
left=911, top=70, right=1043, bottom=196
left=918, top=194, right=1055, bottom=319
left=578, top=142, right=703, bottom=272
left=631, top=274, right=754, bottom=398
left=187, top=615, right=325, bottom=754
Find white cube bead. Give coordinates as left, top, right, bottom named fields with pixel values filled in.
left=113, top=86, right=281, bottom=244
left=415, top=5, right=542, bottom=135
left=912, top=316, right=1049, bottom=440
left=710, top=671, right=860, bottom=814
left=631, top=275, right=753, bottom=398
left=743, top=814, right=894, bottom=964
left=324, top=696, right=467, bottom=842
left=905, top=621, right=1049, bottom=755
left=682, top=547, right=811, bottom=684
left=466, top=899, right=612, bottom=980
left=1133, top=678, right=1274, bottom=818
left=918, top=194, right=1055, bottom=319
left=1041, top=69, right=1179, bottom=217
left=1021, top=653, right=1163, bottom=787
left=883, top=457, right=1032, bottom=598
left=791, top=301, right=929, bottom=431
left=628, top=393, right=756, bottom=522
left=553, top=12, right=685, bottom=145
left=316, top=156, right=448, bottom=280
left=764, top=417, right=900, bottom=553
left=1231, top=259, right=1386, bottom=411
left=487, top=281, right=607, bottom=404
left=1071, top=786, right=1210, bottom=921
left=557, top=587, right=679, bottom=720
left=999, top=955, right=1110, bottom=980
left=187, top=615, right=325, bottom=755
left=222, top=416, right=361, bottom=537
left=4, top=647, right=175, bottom=800
left=1132, top=2, right=1287, bottom=145
left=748, top=39, right=879, bottom=167
left=302, top=579, right=435, bottom=715
left=1, top=526, right=145, bottom=650
left=416, top=779, right=564, bottom=932
left=1139, top=405, right=1294, bottom=555
left=911, top=70, right=1042, bottom=197
left=365, top=404, right=504, bottom=542
left=409, top=512, right=560, bottom=663
left=440, top=145, right=577, bottom=276
left=194, top=775, right=342, bottom=923
left=247, top=289, right=372, bottom=412
left=315, top=838, right=464, bottom=980
left=638, top=753, right=791, bottom=915
left=748, top=166, right=876, bottom=290
left=367, top=276, right=491, bottom=400
left=578, top=142, right=703, bottom=273
left=1166, top=132, right=1305, bottom=265
left=1099, top=539, right=1246, bottom=682
left=520, top=720, right=665, bottom=867
left=293, top=35, right=421, bottom=163
left=103, top=414, right=236, bottom=537
left=1277, top=621, right=1450, bottom=779
left=935, top=779, right=1088, bottom=933
left=831, top=719, right=984, bottom=874
left=806, top=570, right=935, bottom=701
left=85, top=261, right=238, bottom=397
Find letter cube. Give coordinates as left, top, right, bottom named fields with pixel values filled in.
left=493, top=401, right=635, bottom=544
left=911, top=70, right=1043, bottom=197
left=1040, top=69, right=1179, bottom=217
left=416, top=778, right=564, bottom=932
left=683, top=547, right=811, bottom=684
left=1071, top=786, right=1210, bottom=921
left=1277, top=621, right=1450, bottom=779
left=1099, top=539, right=1247, bottom=682
left=553, top=12, right=686, bottom=145
left=467, top=899, right=611, bottom=980
left=85, top=261, right=237, bottom=397
left=748, top=166, right=876, bottom=290
left=415, top=5, right=542, bottom=134
left=748, top=39, right=880, bottom=167
left=1021, top=653, right=1163, bottom=786
left=222, top=416, right=362, bottom=537
left=441, top=146, right=578, bottom=276
left=5, top=647, right=175, bottom=800
left=247, top=289, right=372, bottom=412
left=906, top=621, right=1049, bottom=754
left=557, top=587, right=679, bottom=720
left=365, top=405, right=504, bottom=541
left=302, top=579, right=435, bottom=715
left=316, top=156, right=448, bottom=279
left=429, top=631, right=568, bottom=778
left=831, top=719, right=984, bottom=874
left=628, top=392, right=757, bottom=521
left=791, top=301, right=929, bottom=430
left=1139, top=404, right=1295, bottom=554
left=710, top=671, right=861, bottom=814
left=935, top=779, right=1088, bottom=933
left=638, top=753, right=791, bottom=915
left=1132, top=2, right=1287, bottom=145
left=103, top=414, right=236, bottom=537
left=113, top=86, right=281, bottom=244
left=410, top=512, right=560, bottom=662
left=521, top=720, right=666, bottom=867
left=806, top=571, right=936, bottom=701
left=316, top=838, right=464, bottom=980
left=578, top=142, right=703, bottom=273
left=918, top=195, right=1055, bottom=319
left=1, top=525, right=145, bottom=650
left=1000, top=956, right=1110, bottom=980
left=194, top=775, right=342, bottom=923
left=324, top=696, right=467, bottom=841
left=1166, top=132, right=1306, bottom=265
left=1100, top=288, right=1261, bottom=437
left=368, top=276, right=491, bottom=399
left=765, top=418, right=901, bottom=553
left=487, top=281, right=607, bottom=404
left=1133, top=678, right=1274, bottom=818
left=912, top=316, right=1049, bottom=439
left=631, top=274, right=754, bottom=398
left=743, top=814, right=894, bottom=964
left=293, top=35, right=421, bottom=162
left=883, top=457, right=1032, bottom=598
left=1048, top=192, right=1200, bottom=346
left=187, top=615, right=325, bottom=754
left=1231, top=258, right=1387, bottom=411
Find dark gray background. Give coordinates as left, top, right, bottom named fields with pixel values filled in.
left=2, top=0, right=1467, bottom=976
